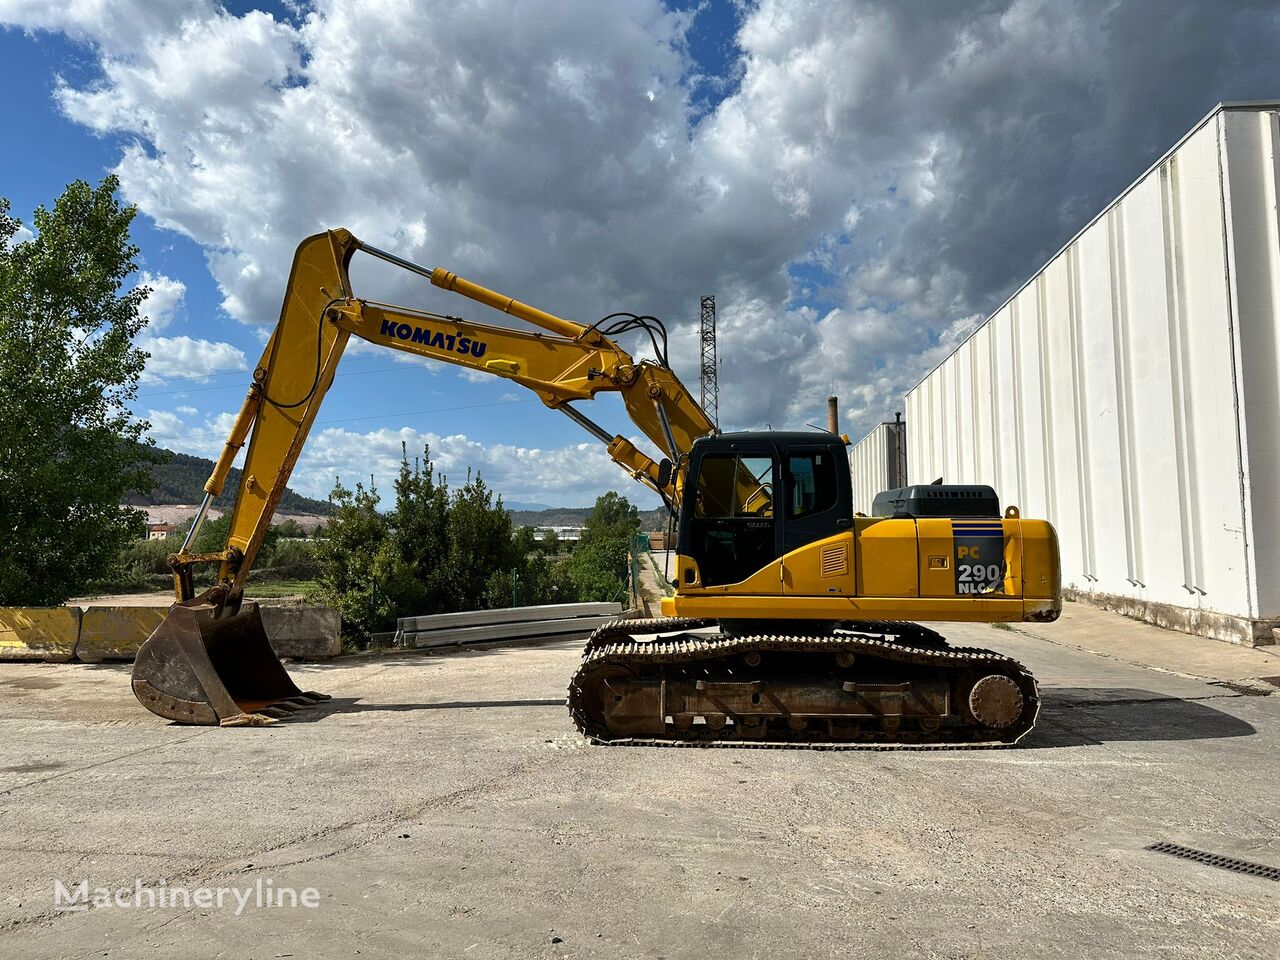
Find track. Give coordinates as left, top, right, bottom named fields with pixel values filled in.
left=568, top=618, right=1039, bottom=749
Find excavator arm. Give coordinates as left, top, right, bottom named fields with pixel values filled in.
left=179, top=228, right=712, bottom=603
left=132, top=229, right=713, bottom=726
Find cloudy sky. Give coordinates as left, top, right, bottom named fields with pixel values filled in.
left=2, top=0, right=1277, bottom=508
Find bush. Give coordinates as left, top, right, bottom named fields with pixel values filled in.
left=315, top=451, right=645, bottom=642
left=563, top=535, right=630, bottom=603
left=265, top=539, right=320, bottom=580
left=314, top=479, right=392, bottom=643
left=119, top=538, right=177, bottom=577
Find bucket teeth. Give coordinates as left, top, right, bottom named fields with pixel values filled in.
left=299, top=691, right=332, bottom=703
left=219, top=713, right=279, bottom=727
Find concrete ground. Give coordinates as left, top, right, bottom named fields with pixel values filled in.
left=1, top=603, right=1278, bottom=959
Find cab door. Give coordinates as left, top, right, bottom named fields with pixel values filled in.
left=779, top=446, right=850, bottom=554
left=683, top=446, right=778, bottom=587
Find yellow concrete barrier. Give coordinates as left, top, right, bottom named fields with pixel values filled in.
left=77, top=606, right=169, bottom=663
left=0, top=607, right=81, bottom=662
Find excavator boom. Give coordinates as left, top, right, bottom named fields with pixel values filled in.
left=133, top=229, right=712, bottom=726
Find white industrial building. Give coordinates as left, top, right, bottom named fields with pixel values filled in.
left=849, top=418, right=908, bottom=515
left=897, top=101, right=1280, bottom=645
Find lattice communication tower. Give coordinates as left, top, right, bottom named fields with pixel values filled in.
left=699, top=295, right=719, bottom=430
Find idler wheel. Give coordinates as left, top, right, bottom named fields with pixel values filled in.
left=968, top=675, right=1024, bottom=729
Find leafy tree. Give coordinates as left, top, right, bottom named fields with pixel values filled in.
left=315, top=479, right=391, bottom=641
left=376, top=444, right=452, bottom=618
left=536, top=527, right=560, bottom=556
left=562, top=492, right=640, bottom=603
left=274, top=518, right=306, bottom=539
left=0, top=177, right=154, bottom=604
left=316, top=446, right=626, bottom=641
left=444, top=468, right=518, bottom=611
left=484, top=525, right=578, bottom=607
left=583, top=491, right=640, bottom=542
left=262, top=539, right=319, bottom=580
left=563, top=535, right=630, bottom=603
left=192, top=513, right=232, bottom=554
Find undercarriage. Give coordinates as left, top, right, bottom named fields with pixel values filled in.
left=568, top=618, right=1039, bottom=749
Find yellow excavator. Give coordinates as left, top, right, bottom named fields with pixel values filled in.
left=131, top=229, right=1061, bottom=747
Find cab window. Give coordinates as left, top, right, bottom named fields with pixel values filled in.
left=695, top=455, right=774, bottom=519
left=786, top=451, right=837, bottom=518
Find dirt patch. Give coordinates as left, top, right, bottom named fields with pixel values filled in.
left=0, top=761, right=67, bottom=774
left=0, top=677, right=62, bottom=690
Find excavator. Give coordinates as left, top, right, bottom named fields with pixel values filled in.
left=131, top=229, right=1061, bottom=747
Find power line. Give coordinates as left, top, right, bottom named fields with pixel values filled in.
left=135, top=360, right=436, bottom=400
left=144, top=397, right=539, bottom=444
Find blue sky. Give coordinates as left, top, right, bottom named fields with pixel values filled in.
left=3, top=0, right=1276, bottom=508
left=1, top=0, right=749, bottom=509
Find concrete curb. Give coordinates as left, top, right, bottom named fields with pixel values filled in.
left=259, top=605, right=342, bottom=660
left=77, top=607, right=167, bottom=662
left=0, top=603, right=342, bottom=663
left=0, top=607, right=81, bottom=662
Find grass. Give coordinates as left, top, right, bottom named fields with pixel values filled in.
left=647, top=551, right=675, bottom=597
left=243, top=579, right=321, bottom=600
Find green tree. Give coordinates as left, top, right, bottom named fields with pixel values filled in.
left=535, top=527, right=560, bottom=556
left=0, top=178, right=154, bottom=604
left=274, top=518, right=306, bottom=539
left=376, top=444, right=452, bottom=617
left=192, top=513, right=232, bottom=554
left=485, top=526, right=577, bottom=608
left=583, top=490, right=640, bottom=542
left=562, top=492, right=640, bottom=603
left=563, top=535, right=630, bottom=603
left=444, top=468, right=517, bottom=611
left=315, top=479, right=391, bottom=642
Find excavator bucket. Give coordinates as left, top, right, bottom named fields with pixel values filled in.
left=131, top=598, right=329, bottom=726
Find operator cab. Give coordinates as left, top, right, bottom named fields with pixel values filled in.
left=677, top=431, right=852, bottom=587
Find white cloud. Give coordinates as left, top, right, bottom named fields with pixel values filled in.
left=138, top=334, right=246, bottom=383
left=0, top=0, right=213, bottom=55
left=137, top=271, right=186, bottom=331
left=294, top=426, right=656, bottom=507
left=4, top=223, right=34, bottom=248
left=175, top=404, right=197, bottom=415
left=7, top=0, right=1278, bottom=454
left=142, top=407, right=189, bottom=447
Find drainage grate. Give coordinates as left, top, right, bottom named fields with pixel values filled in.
left=1146, top=842, right=1280, bottom=881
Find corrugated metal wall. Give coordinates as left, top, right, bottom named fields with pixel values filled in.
left=849, top=421, right=906, bottom=514
left=905, top=103, right=1280, bottom=630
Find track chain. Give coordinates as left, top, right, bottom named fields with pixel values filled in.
left=583, top=616, right=716, bottom=656
left=567, top=624, right=1039, bottom=750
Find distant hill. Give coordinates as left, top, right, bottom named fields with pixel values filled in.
left=500, top=500, right=555, bottom=512
left=508, top=505, right=669, bottom=531
left=124, top=443, right=333, bottom=515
